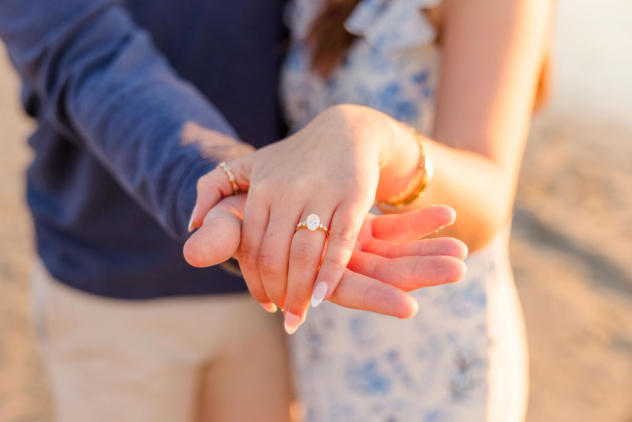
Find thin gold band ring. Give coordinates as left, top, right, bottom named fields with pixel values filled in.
left=216, top=162, right=239, bottom=195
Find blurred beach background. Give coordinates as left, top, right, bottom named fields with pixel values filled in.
left=1, top=0, right=631, bottom=420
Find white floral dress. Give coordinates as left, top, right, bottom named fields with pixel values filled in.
left=280, top=0, right=529, bottom=421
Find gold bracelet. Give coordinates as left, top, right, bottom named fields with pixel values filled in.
left=216, top=162, right=240, bottom=195
left=376, top=124, right=433, bottom=211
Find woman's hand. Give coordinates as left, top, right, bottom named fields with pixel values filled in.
left=187, top=105, right=424, bottom=332
left=185, top=194, right=467, bottom=333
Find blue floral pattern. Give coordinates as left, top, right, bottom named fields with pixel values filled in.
left=281, top=0, right=441, bottom=132
left=281, top=1, right=528, bottom=420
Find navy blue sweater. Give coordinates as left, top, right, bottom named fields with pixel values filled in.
left=0, top=0, right=287, bottom=298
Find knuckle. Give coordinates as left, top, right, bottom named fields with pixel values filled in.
left=370, top=256, right=385, bottom=280
left=291, top=178, right=312, bottom=193
left=247, top=182, right=263, bottom=196
left=258, top=253, right=284, bottom=276
left=349, top=187, right=375, bottom=206
left=238, top=246, right=258, bottom=269
left=323, top=255, right=347, bottom=273
left=340, top=178, right=361, bottom=193
left=196, top=174, right=211, bottom=193
left=290, top=241, right=319, bottom=266
left=332, top=224, right=357, bottom=244
left=250, top=181, right=271, bottom=197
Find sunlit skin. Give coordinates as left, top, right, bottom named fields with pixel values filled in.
left=185, top=0, right=553, bottom=333
left=185, top=194, right=467, bottom=319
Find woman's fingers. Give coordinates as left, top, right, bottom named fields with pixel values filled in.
left=284, top=210, right=330, bottom=334
left=183, top=194, right=246, bottom=268
left=184, top=196, right=466, bottom=320
left=347, top=250, right=467, bottom=291
left=311, top=200, right=370, bottom=311
left=237, top=192, right=273, bottom=307
left=329, top=269, right=419, bottom=319
left=258, top=202, right=304, bottom=310
left=371, top=205, right=456, bottom=243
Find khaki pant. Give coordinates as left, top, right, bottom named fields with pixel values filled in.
left=31, top=261, right=293, bottom=422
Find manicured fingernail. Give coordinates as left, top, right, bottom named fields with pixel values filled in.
left=284, top=312, right=301, bottom=335
left=188, top=205, right=197, bottom=233
left=311, top=282, right=328, bottom=308
left=410, top=298, right=419, bottom=317
left=260, top=302, right=278, bottom=313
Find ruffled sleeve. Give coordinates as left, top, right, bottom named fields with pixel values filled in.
left=284, top=0, right=328, bottom=40
left=344, top=0, right=441, bottom=52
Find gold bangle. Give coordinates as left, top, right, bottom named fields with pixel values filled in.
left=216, top=162, right=240, bottom=195
left=376, top=124, right=433, bottom=211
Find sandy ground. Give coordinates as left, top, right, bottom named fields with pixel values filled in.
left=1, top=1, right=632, bottom=421
left=0, top=45, right=52, bottom=420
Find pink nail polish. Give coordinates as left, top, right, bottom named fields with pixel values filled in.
left=260, top=302, right=278, bottom=313
left=284, top=312, right=301, bottom=335
left=311, top=282, right=328, bottom=308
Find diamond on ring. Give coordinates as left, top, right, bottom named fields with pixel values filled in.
left=306, top=214, right=320, bottom=231
left=216, top=162, right=239, bottom=195
left=296, top=214, right=328, bottom=234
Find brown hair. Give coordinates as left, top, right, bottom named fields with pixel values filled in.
left=307, top=0, right=551, bottom=109
left=307, top=0, right=362, bottom=77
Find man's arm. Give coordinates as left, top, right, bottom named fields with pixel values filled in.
left=0, top=0, right=250, bottom=240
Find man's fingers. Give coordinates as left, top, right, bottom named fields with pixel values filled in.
left=364, top=237, right=468, bottom=260
left=329, top=269, right=419, bottom=319
left=371, top=205, right=456, bottom=243
left=189, top=157, right=252, bottom=232
left=385, top=238, right=468, bottom=260
left=347, top=250, right=467, bottom=291
left=189, top=169, right=234, bottom=232
left=183, top=194, right=246, bottom=267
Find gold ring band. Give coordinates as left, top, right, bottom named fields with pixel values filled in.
left=295, top=214, right=328, bottom=235
left=216, top=162, right=239, bottom=195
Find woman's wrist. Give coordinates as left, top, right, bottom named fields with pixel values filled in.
left=374, top=116, right=423, bottom=201
left=376, top=124, right=433, bottom=210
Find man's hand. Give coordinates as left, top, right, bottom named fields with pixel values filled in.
left=184, top=195, right=466, bottom=332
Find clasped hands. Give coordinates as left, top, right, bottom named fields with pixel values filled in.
left=184, top=105, right=467, bottom=334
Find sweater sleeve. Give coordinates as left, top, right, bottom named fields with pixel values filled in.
left=0, top=0, right=252, bottom=240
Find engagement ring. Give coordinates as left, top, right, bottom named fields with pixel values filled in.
left=295, top=214, right=328, bottom=235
